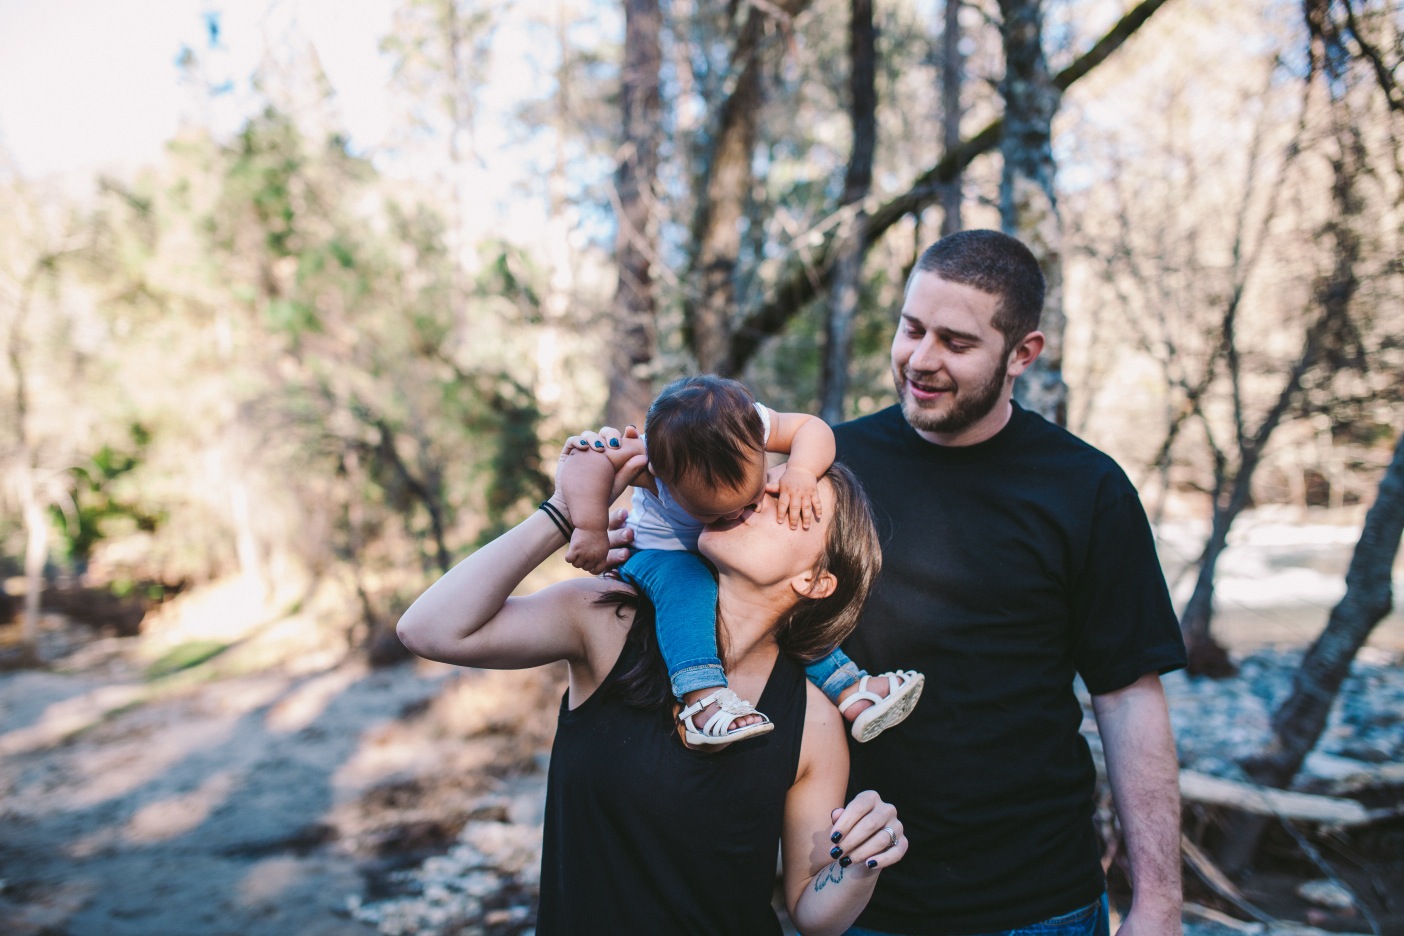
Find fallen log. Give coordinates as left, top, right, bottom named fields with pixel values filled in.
left=1180, top=836, right=1274, bottom=924
left=1182, top=901, right=1373, bottom=936
left=1083, top=730, right=1401, bottom=828
left=1178, top=769, right=1401, bottom=828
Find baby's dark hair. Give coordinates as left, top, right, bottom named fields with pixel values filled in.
left=645, top=375, right=765, bottom=490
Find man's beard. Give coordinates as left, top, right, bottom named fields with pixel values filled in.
left=894, top=356, right=1008, bottom=436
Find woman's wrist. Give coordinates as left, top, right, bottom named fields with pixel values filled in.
left=538, top=498, right=573, bottom=540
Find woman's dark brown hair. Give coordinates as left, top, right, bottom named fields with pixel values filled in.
left=770, top=462, right=882, bottom=663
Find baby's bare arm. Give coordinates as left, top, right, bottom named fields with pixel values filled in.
left=766, top=409, right=837, bottom=477
left=765, top=410, right=836, bottom=528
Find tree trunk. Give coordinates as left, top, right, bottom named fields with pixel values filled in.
left=819, top=0, right=876, bottom=424
left=1249, top=430, right=1404, bottom=787
left=685, top=9, right=767, bottom=374
left=1179, top=465, right=1256, bottom=679
left=20, top=466, right=48, bottom=649
left=939, top=0, right=964, bottom=237
left=1210, top=111, right=1371, bottom=871
left=1182, top=118, right=1363, bottom=679
left=607, top=0, right=662, bottom=427
left=1214, top=431, right=1403, bottom=872
left=998, top=0, right=1066, bottom=425
left=7, top=268, right=46, bottom=653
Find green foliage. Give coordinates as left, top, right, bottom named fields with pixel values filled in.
left=49, top=426, right=162, bottom=566
left=475, top=376, right=551, bottom=544
left=145, top=640, right=229, bottom=680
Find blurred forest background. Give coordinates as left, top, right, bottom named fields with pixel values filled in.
left=2, top=0, right=1404, bottom=933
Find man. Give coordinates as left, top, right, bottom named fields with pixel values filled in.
left=834, top=229, right=1186, bottom=936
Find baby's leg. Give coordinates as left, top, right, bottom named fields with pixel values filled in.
left=620, top=550, right=765, bottom=743
left=806, top=647, right=925, bottom=742
left=621, top=549, right=724, bottom=697
left=803, top=647, right=864, bottom=706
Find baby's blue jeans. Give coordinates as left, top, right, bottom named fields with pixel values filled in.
left=621, top=548, right=863, bottom=703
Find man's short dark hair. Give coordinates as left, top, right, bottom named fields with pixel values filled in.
left=910, top=230, right=1045, bottom=350
left=645, top=375, right=765, bottom=490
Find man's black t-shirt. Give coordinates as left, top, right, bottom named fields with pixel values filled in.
left=836, top=403, right=1185, bottom=935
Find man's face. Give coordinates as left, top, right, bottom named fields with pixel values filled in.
left=891, top=272, right=1013, bottom=444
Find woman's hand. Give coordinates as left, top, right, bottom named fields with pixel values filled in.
left=554, top=425, right=649, bottom=516
left=828, top=790, right=907, bottom=872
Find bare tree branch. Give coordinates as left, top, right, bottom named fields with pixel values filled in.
left=722, top=0, right=1175, bottom=376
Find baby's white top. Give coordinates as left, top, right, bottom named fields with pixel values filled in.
left=628, top=403, right=771, bottom=551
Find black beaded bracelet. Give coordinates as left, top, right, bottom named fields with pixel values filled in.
left=538, top=500, right=572, bottom=540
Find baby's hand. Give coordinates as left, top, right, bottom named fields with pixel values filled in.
left=775, top=464, right=821, bottom=530
left=565, top=527, right=611, bottom=574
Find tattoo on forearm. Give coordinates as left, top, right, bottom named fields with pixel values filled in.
left=813, top=861, right=844, bottom=892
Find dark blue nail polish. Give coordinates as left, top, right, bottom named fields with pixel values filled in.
left=866, top=859, right=878, bottom=869
left=830, top=831, right=842, bottom=843
left=608, top=438, right=620, bottom=448
left=829, top=846, right=842, bottom=859
left=578, top=440, right=589, bottom=447
left=839, top=856, right=852, bottom=867
left=593, top=441, right=604, bottom=449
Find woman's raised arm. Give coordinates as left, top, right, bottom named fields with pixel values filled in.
left=395, top=442, right=644, bottom=670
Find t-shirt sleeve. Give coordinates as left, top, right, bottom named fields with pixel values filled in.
left=754, top=402, right=772, bottom=444
left=1069, top=476, right=1187, bottom=695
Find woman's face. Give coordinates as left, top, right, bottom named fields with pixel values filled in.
left=698, top=478, right=833, bottom=589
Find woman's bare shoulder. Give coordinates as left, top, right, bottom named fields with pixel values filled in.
left=539, top=576, right=637, bottom=654
left=539, top=575, right=637, bottom=615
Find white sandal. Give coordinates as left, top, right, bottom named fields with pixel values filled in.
left=677, top=688, right=775, bottom=748
left=839, top=670, right=925, bottom=742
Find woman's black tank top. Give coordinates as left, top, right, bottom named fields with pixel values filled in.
left=536, top=638, right=807, bottom=935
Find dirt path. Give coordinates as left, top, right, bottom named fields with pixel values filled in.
left=1, top=518, right=1398, bottom=936
left=0, top=642, right=557, bottom=936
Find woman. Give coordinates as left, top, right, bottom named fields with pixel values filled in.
left=396, top=443, right=907, bottom=936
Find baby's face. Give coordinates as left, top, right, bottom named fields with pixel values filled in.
left=667, top=449, right=768, bottom=525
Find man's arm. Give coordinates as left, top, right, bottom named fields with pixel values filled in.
left=1091, top=672, right=1183, bottom=936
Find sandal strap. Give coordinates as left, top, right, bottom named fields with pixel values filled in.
left=677, top=692, right=721, bottom=724
left=838, top=671, right=913, bottom=714
left=680, top=688, right=769, bottom=739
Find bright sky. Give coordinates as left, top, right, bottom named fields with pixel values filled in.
left=0, top=0, right=399, bottom=178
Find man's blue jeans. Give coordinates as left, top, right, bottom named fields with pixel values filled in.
left=621, top=548, right=863, bottom=703
left=842, top=893, right=1111, bottom=936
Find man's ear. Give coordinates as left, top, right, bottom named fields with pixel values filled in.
left=792, top=569, right=837, bottom=601
left=1005, top=330, right=1045, bottom=378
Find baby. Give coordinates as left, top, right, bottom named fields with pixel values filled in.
left=561, top=375, right=923, bottom=747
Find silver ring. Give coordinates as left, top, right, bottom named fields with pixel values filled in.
left=883, top=826, right=897, bottom=847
